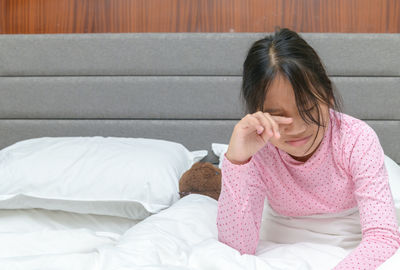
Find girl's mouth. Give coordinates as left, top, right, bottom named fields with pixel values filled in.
left=286, top=135, right=312, bottom=147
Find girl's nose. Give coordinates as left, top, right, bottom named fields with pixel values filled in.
left=280, top=118, right=307, bottom=135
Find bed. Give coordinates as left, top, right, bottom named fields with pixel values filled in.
left=0, top=33, right=399, bottom=269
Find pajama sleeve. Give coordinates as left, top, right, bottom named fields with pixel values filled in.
left=333, top=124, right=400, bottom=269
left=216, top=153, right=267, bottom=255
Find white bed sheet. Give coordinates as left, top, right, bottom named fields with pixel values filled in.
left=0, top=195, right=399, bottom=270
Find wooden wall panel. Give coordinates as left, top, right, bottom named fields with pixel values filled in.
left=1, top=0, right=399, bottom=34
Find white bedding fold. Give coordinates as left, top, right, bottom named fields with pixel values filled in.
left=0, top=229, right=118, bottom=258
left=0, top=208, right=139, bottom=234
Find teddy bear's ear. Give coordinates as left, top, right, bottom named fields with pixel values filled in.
left=190, top=162, right=203, bottom=169
left=179, top=163, right=200, bottom=194
left=203, top=162, right=220, bottom=171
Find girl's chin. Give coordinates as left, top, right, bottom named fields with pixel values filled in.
left=272, top=141, right=314, bottom=157
left=282, top=145, right=313, bottom=157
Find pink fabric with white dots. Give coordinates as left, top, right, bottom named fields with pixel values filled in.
left=217, top=108, right=400, bottom=269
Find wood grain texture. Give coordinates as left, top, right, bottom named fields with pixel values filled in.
left=1, top=0, right=399, bottom=33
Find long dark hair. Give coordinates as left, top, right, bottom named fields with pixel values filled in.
left=241, top=27, right=343, bottom=153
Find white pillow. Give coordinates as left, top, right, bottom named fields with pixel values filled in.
left=0, top=137, right=207, bottom=219
left=212, top=143, right=400, bottom=210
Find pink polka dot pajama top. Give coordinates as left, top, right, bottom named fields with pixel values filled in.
left=217, top=108, right=400, bottom=269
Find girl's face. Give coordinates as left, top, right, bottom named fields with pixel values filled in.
left=262, top=73, right=330, bottom=162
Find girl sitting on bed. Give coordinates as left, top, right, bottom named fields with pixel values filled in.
left=217, top=27, right=400, bottom=269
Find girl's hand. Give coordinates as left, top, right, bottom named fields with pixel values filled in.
left=225, top=111, right=293, bottom=164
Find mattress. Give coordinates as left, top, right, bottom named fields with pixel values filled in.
left=1, top=194, right=399, bottom=270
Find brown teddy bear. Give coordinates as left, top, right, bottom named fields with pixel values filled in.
left=179, top=162, right=221, bottom=201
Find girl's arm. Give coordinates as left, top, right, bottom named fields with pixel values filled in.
left=216, top=153, right=267, bottom=255
left=334, top=124, right=400, bottom=269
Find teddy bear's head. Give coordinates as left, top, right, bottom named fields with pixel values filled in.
left=179, top=162, right=221, bottom=201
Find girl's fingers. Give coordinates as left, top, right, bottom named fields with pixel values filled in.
left=262, top=113, right=281, bottom=139
left=270, top=115, right=293, bottom=124
left=252, top=112, right=274, bottom=137
left=238, top=113, right=292, bottom=140
left=243, top=114, right=265, bottom=135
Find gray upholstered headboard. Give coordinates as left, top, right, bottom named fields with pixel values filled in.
left=0, top=33, right=399, bottom=164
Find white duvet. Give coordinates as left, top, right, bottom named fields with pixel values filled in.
left=1, top=194, right=399, bottom=270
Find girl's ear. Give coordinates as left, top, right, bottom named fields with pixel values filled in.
left=329, top=97, right=334, bottom=107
